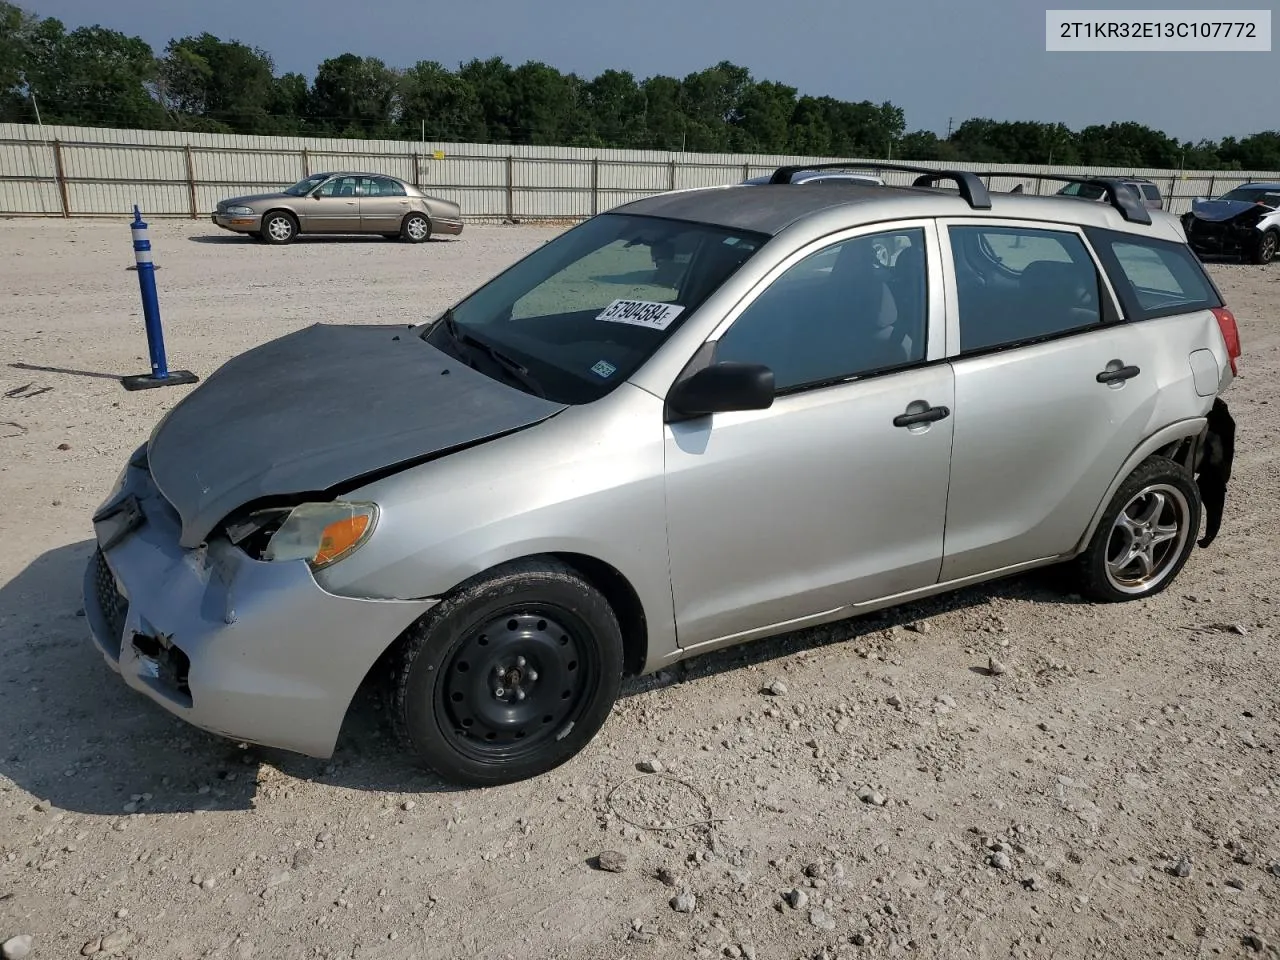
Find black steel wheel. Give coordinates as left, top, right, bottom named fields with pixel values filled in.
left=391, top=558, right=624, bottom=786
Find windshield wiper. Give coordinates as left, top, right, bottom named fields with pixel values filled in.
left=438, top=309, right=546, bottom=398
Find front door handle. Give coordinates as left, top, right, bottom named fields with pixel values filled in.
left=1096, top=363, right=1140, bottom=384
left=893, top=405, right=950, bottom=428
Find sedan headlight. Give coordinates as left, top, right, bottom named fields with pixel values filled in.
left=225, top=205, right=255, bottom=216
left=261, top=501, right=379, bottom=569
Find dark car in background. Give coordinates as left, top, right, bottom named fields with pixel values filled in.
left=1181, top=182, right=1280, bottom=265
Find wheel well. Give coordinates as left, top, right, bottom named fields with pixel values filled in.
left=263, top=208, right=298, bottom=228
left=549, top=552, right=647, bottom=677
left=403, top=211, right=430, bottom=227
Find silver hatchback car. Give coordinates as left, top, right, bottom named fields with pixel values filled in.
left=85, top=163, right=1240, bottom=786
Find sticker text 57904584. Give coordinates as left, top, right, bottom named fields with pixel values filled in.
left=596, top=299, right=685, bottom=331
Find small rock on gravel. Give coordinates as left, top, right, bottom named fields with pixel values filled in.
left=989, top=852, right=1012, bottom=870
left=858, top=786, right=887, bottom=806
left=638, top=758, right=663, bottom=774
left=99, top=930, right=133, bottom=954
left=785, top=887, right=809, bottom=909
left=81, top=939, right=101, bottom=956
left=595, top=850, right=628, bottom=873
left=670, top=889, right=697, bottom=913
left=764, top=679, right=788, bottom=696
left=656, top=865, right=679, bottom=886
left=1244, top=934, right=1268, bottom=952
left=987, top=656, right=1007, bottom=676
left=1171, top=857, right=1193, bottom=878
left=1, top=935, right=33, bottom=960
left=809, top=909, right=836, bottom=931
left=401, top=800, right=416, bottom=811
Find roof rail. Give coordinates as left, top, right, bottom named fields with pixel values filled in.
left=767, top=161, right=992, bottom=210
left=971, top=170, right=1153, bottom=225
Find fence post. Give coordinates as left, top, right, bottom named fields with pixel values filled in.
left=591, top=158, right=599, bottom=216
left=301, top=148, right=310, bottom=177
left=668, top=158, right=677, bottom=192
left=183, top=145, right=199, bottom=219
left=51, top=140, right=70, bottom=218
left=411, top=151, right=421, bottom=188
left=505, top=156, right=515, bottom=222
left=742, top=162, right=749, bottom=181
left=1207, top=175, right=1215, bottom=200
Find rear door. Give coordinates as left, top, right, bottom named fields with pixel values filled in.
left=303, top=175, right=361, bottom=232
left=359, top=176, right=412, bottom=233
left=935, top=219, right=1161, bottom=582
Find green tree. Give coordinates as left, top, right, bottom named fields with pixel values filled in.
left=457, top=56, right=514, bottom=142
left=398, top=60, right=484, bottom=141
left=584, top=69, right=645, bottom=147
left=159, top=32, right=277, bottom=133
left=308, top=53, right=397, bottom=137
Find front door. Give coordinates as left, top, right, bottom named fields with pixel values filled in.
left=936, top=219, right=1161, bottom=581
left=359, top=176, right=412, bottom=233
left=302, top=175, right=361, bottom=232
left=664, top=223, right=956, bottom=650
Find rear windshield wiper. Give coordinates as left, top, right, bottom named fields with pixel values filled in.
left=439, top=309, right=546, bottom=398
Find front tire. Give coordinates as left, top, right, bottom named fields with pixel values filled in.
left=1073, top=456, right=1201, bottom=602
left=261, top=211, right=298, bottom=245
left=391, top=558, right=624, bottom=786
left=401, top=213, right=431, bottom=243
left=1250, top=229, right=1278, bottom=265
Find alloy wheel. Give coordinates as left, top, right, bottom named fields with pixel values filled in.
left=1103, top=482, right=1190, bottom=595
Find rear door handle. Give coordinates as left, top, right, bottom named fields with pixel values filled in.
left=1096, top=364, right=1140, bottom=384
left=893, top=405, right=950, bottom=428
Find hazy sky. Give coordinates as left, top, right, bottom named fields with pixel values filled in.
left=26, top=0, right=1273, bottom=141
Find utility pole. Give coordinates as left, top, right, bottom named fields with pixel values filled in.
left=946, top=117, right=954, bottom=138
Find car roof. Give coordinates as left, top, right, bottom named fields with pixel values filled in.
left=1238, top=181, right=1280, bottom=190
left=611, top=181, right=1184, bottom=241
left=311, top=171, right=406, bottom=180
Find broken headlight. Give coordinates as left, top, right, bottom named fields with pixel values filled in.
left=230, top=501, right=379, bottom=569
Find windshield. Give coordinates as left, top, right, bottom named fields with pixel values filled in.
left=422, top=213, right=767, bottom=403
left=1218, top=186, right=1280, bottom=207
left=282, top=174, right=329, bottom=196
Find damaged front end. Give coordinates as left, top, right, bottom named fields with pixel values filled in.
left=1182, top=197, right=1280, bottom=262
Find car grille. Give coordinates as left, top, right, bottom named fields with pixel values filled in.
left=92, top=547, right=129, bottom=649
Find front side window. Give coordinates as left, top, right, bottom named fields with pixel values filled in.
left=317, top=176, right=359, bottom=198
left=713, top=228, right=927, bottom=392
left=949, top=225, right=1103, bottom=353
left=423, top=213, right=766, bottom=403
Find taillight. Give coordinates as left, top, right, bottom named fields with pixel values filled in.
left=1211, top=306, right=1241, bottom=376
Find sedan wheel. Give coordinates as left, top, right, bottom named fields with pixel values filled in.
left=392, top=558, right=624, bottom=786
left=1252, top=230, right=1278, bottom=265
left=262, top=212, right=297, bottom=245
left=401, top=213, right=431, bottom=243
left=1073, top=456, right=1201, bottom=602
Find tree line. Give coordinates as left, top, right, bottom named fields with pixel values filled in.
left=2, top=2, right=1278, bottom=170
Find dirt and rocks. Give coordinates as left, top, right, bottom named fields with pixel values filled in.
left=0, top=218, right=1277, bottom=959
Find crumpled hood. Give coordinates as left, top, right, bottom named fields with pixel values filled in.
left=1189, top=198, right=1269, bottom=222
left=146, top=323, right=567, bottom=548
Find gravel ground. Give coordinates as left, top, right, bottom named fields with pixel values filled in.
left=0, top=218, right=1277, bottom=960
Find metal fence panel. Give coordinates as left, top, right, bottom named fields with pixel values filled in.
left=3, top=122, right=1280, bottom=221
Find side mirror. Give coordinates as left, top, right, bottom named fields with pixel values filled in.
left=666, top=361, right=775, bottom=420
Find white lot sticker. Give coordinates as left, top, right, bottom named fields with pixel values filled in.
left=591, top=360, right=617, bottom=378
left=596, top=298, right=685, bottom=331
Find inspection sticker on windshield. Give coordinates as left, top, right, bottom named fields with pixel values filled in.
left=596, top=299, right=684, bottom=331
left=591, top=360, right=617, bottom=378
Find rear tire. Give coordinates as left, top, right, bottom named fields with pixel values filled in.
left=1072, top=455, right=1201, bottom=603
left=401, top=213, right=431, bottom=244
left=1250, top=229, right=1278, bottom=265
left=390, top=558, right=624, bottom=786
left=261, top=211, right=297, bottom=245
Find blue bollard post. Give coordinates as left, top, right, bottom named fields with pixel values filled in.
left=120, top=205, right=198, bottom=391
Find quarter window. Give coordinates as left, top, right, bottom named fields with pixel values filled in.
left=948, top=225, right=1103, bottom=353
left=714, top=228, right=927, bottom=392
left=1085, top=227, right=1223, bottom=319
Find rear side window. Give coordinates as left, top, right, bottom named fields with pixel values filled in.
left=948, top=225, right=1103, bottom=353
left=1141, top=184, right=1161, bottom=202
left=1085, top=227, right=1222, bottom=320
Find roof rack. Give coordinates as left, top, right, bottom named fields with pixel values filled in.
left=971, top=170, right=1153, bottom=225
left=766, top=161, right=992, bottom=211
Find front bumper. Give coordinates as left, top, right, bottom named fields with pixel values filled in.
left=1184, top=216, right=1254, bottom=257
left=83, top=458, right=435, bottom=758
left=211, top=211, right=262, bottom=233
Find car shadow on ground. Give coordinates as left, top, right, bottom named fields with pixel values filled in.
left=0, top=540, right=1084, bottom=814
